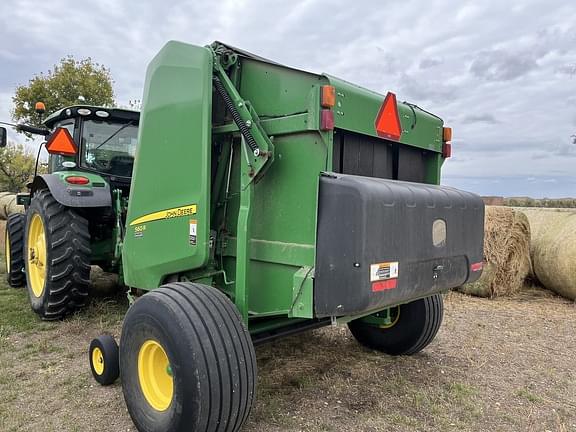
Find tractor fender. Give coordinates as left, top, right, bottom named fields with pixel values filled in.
left=31, top=174, right=112, bottom=208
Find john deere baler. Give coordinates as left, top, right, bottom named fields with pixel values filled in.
left=88, top=41, right=484, bottom=432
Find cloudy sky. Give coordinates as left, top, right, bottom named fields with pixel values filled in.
left=1, top=0, right=575, bottom=197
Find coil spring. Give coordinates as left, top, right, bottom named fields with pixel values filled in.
left=213, top=76, right=259, bottom=154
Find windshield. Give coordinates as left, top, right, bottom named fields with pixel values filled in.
left=81, top=120, right=138, bottom=177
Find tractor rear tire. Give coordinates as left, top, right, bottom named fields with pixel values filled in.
left=348, top=294, right=444, bottom=356
left=24, top=190, right=91, bottom=320
left=5, top=213, right=25, bottom=287
left=120, top=282, right=257, bottom=432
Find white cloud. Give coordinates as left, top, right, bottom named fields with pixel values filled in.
left=0, top=0, right=575, bottom=196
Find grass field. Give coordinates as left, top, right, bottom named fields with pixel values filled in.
left=0, top=255, right=575, bottom=431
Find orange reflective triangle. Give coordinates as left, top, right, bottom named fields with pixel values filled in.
left=46, top=127, right=77, bottom=156
left=374, top=92, right=402, bottom=141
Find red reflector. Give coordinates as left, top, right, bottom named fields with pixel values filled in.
left=374, top=92, right=402, bottom=141
left=372, top=279, right=397, bottom=292
left=442, top=142, right=452, bottom=158
left=65, top=176, right=90, bottom=185
left=46, top=127, right=77, bottom=156
left=470, top=262, right=483, bottom=272
left=320, top=109, right=334, bottom=131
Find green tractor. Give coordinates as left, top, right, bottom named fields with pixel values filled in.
left=1, top=105, right=138, bottom=319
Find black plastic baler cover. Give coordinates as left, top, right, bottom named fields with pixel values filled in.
left=314, top=173, right=485, bottom=317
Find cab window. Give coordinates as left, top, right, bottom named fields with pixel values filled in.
left=81, top=120, right=138, bottom=177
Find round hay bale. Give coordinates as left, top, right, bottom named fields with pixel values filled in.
left=0, top=219, right=6, bottom=255
left=90, top=266, right=120, bottom=296
left=458, top=206, right=531, bottom=298
left=520, top=208, right=576, bottom=300
left=458, top=262, right=497, bottom=298
left=0, top=192, right=24, bottom=220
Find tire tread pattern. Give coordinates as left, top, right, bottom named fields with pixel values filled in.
left=349, top=294, right=444, bottom=356
left=6, top=213, right=25, bottom=287
left=403, top=294, right=444, bottom=355
left=26, top=190, right=91, bottom=320
left=122, top=282, right=256, bottom=432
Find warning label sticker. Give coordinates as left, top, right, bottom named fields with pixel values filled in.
left=189, top=219, right=197, bottom=246
left=370, top=261, right=399, bottom=282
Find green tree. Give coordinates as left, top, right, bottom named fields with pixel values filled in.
left=12, top=56, right=115, bottom=127
left=0, top=143, right=39, bottom=192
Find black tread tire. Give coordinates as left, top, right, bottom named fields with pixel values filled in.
left=5, top=213, right=25, bottom=287
left=24, top=190, right=91, bottom=320
left=120, top=282, right=257, bottom=432
left=89, top=335, right=120, bottom=385
left=348, top=294, right=444, bottom=356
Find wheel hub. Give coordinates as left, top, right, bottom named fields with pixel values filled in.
left=138, top=340, right=174, bottom=411
left=92, top=347, right=105, bottom=375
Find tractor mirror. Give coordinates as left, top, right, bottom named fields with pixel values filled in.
left=0, top=127, right=7, bottom=148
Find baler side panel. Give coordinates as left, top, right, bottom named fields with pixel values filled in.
left=220, top=134, right=328, bottom=316
left=326, top=75, right=443, bottom=153
left=238, top=59, right=325, bottom=118
left=216, top=56, right=331, bottom=316
left=123, top=42, right=213, bottom=289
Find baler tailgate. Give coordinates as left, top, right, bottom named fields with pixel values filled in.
left=314, top=173, right=484, bottom=317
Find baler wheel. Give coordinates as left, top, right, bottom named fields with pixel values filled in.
left=120, top=282, right=257, bottom=432
left=348, top=294, right=444, bottom=355
left=89, top=335, right=120, bottom=385
left=5, top=213, right=26, bottom=287
left=24, top=190, right=91, bottom=320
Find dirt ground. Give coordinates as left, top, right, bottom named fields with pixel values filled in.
left=0, top=261, right=575, bottom=432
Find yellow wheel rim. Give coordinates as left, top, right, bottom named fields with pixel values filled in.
left=27, top=213, right=47, bottom=298
left=138, top=340, right=173, bottom=411
left=380, top=307, right=401, bottom=329
left=92, top=347, right=105, bottom=375
left=5, top=230, right=10, bottom=273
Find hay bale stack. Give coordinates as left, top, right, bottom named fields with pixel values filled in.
left=459, top=206, right=531, bottom=298
left=0, top=192, right=24, bottom=220
left=520, top=208, right=576, bottom=300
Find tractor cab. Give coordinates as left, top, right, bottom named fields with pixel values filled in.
left=43, top=106, right=139, bottom=189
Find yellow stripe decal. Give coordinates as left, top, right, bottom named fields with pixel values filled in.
left=130, top=204, right=197, bottom=226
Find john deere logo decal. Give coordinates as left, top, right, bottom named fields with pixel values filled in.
left=130, top=204, right=197, bottom=226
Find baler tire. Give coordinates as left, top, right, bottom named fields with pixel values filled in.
left=120, top=282, right=257, bottom=432
left=348, top=294, right=444, bottom=356
left=89, top=335, right=120, bottom=385
left=5, top=213, right=26, bottom=287
left=24, top=190, right=91, bottom=320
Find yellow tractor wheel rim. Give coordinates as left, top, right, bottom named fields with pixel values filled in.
left=138, top=340, right=173, bottom=411
left=92, top=347, right=105, bottom=375
left=28, top=213, right=47, bottom=298
left=5, top=230, right=10, bottom=273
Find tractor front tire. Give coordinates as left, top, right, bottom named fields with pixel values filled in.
left=24, top=190, right=91, bottom=320
left=5, top=213, right=25, bottom=287
left=120, top=282, right=257, bottom=432
left=348, top=294, right=444, bottom=356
